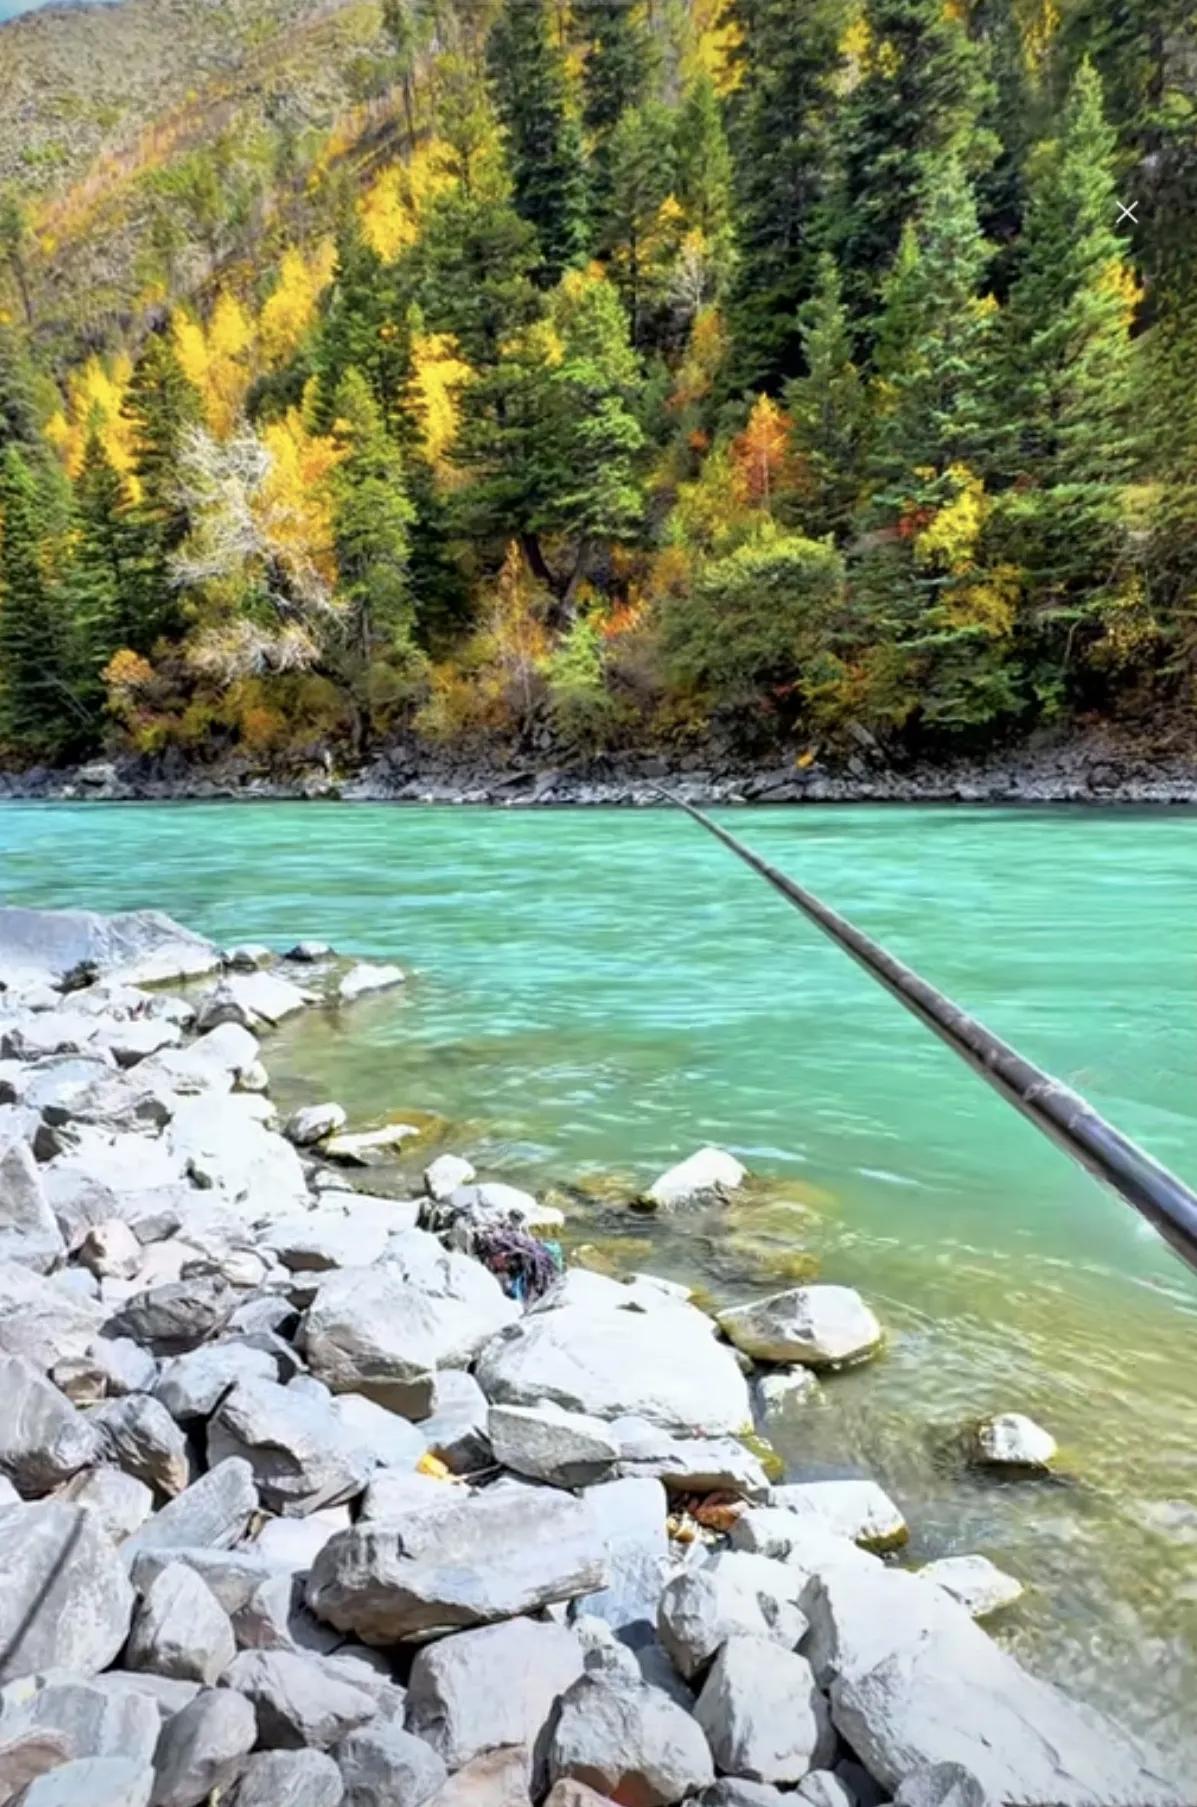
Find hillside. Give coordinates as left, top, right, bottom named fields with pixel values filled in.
left=0, top=0, right=1195, bottom=781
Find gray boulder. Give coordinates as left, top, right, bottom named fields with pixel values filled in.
left=0, top=1141, right=66, bottom=1273
left=90, top=1337, right=159, bottom=1397
left=131, top=1549, right=274, bottom=1617
left=894, top=1763, right=997, bottom=1807
left=90, top=1672, right=200, bottom=1724
left=657, top=1551, right=808, bottom=1680
left=105, top=1019, right=183, bottom=1069
left=476, top=1300, right=750, bottom=1437
left=231, top=1571, right=344, bottom=1657
left=127, top=1559, right=237, bottom=1684
left=548, top=1674, right=714, bottom=1804
left=285, top=942, right=332, bottom=963
left=166, top=1098, right=308, bottom=1214
left=77, top=1221, right=143, bottom=1280
left=285, top=1105, right=347, bottom=1148
left=208, top=1378, right=374, bottom=1516
left=0, top=1501, right=134, bottom=1682
left=197, top=972, right=311, bottom=1031
left=417, top=1371, right=491, bottom=1474
left=107, top=1278, right=234, bottom=1355
left=150, top=1687, right=256, bottom=1807
left=302, top=1257, right=515, bottom=1418
left=122, top=1458, right=258, bottom=1558
left=405, top=1618, right=584, bottom=1775
left=0, top=906, right=219, bottom=988
left=488, top=1403, right=619, bottom=1488
left=796, top=1774, right=856, bottom=1807
left=154, top=1344, right=279, bottom=1422
left=230, top=1749, right=346, bottom=1807
left=264, top=1212, right=388, bottom=1275
left=307, top=1485, right=606, bottom=1643
left=221, top=1651, right=377, bottom=1750
left=694, top=1636, right=834, bottom=1783
left=91, top=1396, right=192, bottom=1497
left=333, top=1722, right=446, bottom=1806
left=608, top=1420, right=769, bottom=1500
left=0, top=1261, right=104, bottom=1371
left=15, top=1757, right=154, bottom=1807
left=332, top=1395, right=424, bottom=1472
left=0, top=1355, right=102, bottom=1495
left=694, top=1784, right=791, bottom=1806
left=918, top=1555, right=1024, bottom=1619
left=426, top=1746, right=530, bottom=1804
left=769, top=1479, right=908, bottom=1553
left=717, top=1287, right=882, bottom=1368
left=423, top=1155, right=475, bottom=1202
left=0, top=1672, right=160, bottom=1767
left=829, top=1614, right=1177, bottom=1805
left=58, top=1466, right=155, bottom=1542
left=0, top=1727, right=71, bottom=1800
left=572, top=1476, right=669, bottom=1642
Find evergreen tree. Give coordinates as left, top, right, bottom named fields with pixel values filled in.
left=544, top=272, right=646, bottom=610
left=1002, top=61, right=1136, bottom=489
left=330, top=368, right=418, bottom=750
left=486, top=0, right=588, bottom=285
left=581, top=1, right=656, bottom=225
left=414, top=187, right=542, bottom=367
left=122, top=330, right=203, bottom=646
left=783, top=254, right=868, bottom=540
left=725, top=0, right=845, bottom=389
left=313, top=217, right=414, bottom=439
left=830, top=0, right=994, bottom=332
left=66, top=434, right=150, bottom=694
left=598, top=102, right=676, bottom=344
left=0, top=323, right=45, bottom=453
left=0, top=447, right=78, bottom=758
left=673, top=74, right=735, bottom=282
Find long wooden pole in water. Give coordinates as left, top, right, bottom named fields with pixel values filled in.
left=660, top=790, right=1197, bottom=1276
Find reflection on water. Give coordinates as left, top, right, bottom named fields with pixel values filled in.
left=2, top=798, right=1196, bottom=1777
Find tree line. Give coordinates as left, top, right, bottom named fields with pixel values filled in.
left=0, top=0, right=1194, bottom=769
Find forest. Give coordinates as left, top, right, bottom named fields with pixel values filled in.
left=0, top=0, right=1194, bottom=773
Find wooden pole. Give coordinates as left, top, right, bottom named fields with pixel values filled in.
left=660, top=791, right=1197, bottom=1276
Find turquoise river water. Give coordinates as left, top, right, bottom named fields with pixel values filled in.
left=2, top=799, right=1196, bottom=1777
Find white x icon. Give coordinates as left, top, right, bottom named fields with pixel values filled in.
left=1117, top=201, right=1139, bottom=224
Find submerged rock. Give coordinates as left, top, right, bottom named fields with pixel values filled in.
left=285, top=1104, right=347, bottom=1148
left=918, top=1554, right=1024, bottom=1618
left=336, top=964, right=405, bottom=1003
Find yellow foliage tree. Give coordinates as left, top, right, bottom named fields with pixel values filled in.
left=259, top=408, right=343, bottom=593
left=408, top=330, right=472, bottom=474
left=44, top=353, right=139, bottom=488
left=258, top=240, right=336, bottom=368
left=730, top=393, right=796, bottom=512
left=359, top=140, right=459, bottom=263
left=173, top=292, right=255, bottom=437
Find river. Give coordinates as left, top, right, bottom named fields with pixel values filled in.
left=2, top=798, right=1196, bottom=1777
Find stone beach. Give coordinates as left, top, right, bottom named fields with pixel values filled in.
left=0, top=902, right=1184, bottom=1806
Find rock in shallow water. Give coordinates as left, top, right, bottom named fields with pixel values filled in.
left=769, top=1478, right=908, bottom=1552
left=306, top=1485, right=607, bottom=1643
left=970, top=1411, right=1057, bottom=1471
left=642, top=1146, right=746, bottom=1210
left=717, top=1286, right=882, bottom=1369
left=336, top=964, right=405, bottom=1004
left=918, top=1554, right=1024, bottom=1618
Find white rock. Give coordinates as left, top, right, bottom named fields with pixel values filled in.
left=15, top=1757, right=154, bottom=1807
left=548, top=1674, right=714, bottom=1803
left=337, top=964, right=405, bottom=1003
left=0, top=906, right=219, bottom=989
left=0, top=1353, right=102, bottom=1494
left=424, top=1154, right=476, bottom=1201
left=221, top=1649, right=377, bottom=1749
left=322, top=1123, right=419, bottom=1164
left=488, top=1403, right=620, bottom=1488
left=150, top=1687, right=256, bottom=1807
left=717, top=1287, right=882, bottom=1368
left=0, top=1140, right=66, bottom=1273
left=769, top=1479, right=908, bottom=1552
left=694, top=1635, right=834, bottom=1784
left=59, top=1466, right=155, bottom=1541
left=0, top=1501, right=134, bottom=1682
left=643, top=1147, right=746, bottom=1210
left=919, top=1554, right=1024, bottom=1618
left=756, top=1367, right=822, bottom=1425
left=445, top=1181, right=564, bottom=1236
left=406, top=1617, right=585, bottom=1775
left=127, top=1559, right=237, bottom=1684
left=971, top=1413, right=1057, bottom=1471
left=284, top=1104, right=347, bottom=1148
left=657, top=1550, right=808, bottom=1680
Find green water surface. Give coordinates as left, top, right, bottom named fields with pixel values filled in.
left=2, top=799, right=1196, bottom=1775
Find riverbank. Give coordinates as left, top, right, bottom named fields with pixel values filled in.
left=5, top=725, right=1197, bottom=806
left=0, top=902, right=1187, bottom=1804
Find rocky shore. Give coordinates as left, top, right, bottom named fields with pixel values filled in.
left=0, top=903, right=1185, bottom=1806
left=5, top=726, right=1197, bottom=808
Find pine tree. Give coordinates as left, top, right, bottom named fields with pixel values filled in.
left=783, top=254, right=868, bottom=540
left=122, top=330, right=203, bottom=647
left=313, top=217, right=414, bottom=439
left=581, top=1, right=656, bottom=226
left=486, top=0, right=588, bottom=285
left=329, top=368, right=418, bottom=751
left=414, top=187, right=543, bottom=368
left=0, top=447, right=78, bottom=758
left=1002, top=61, right=1136, bottom=489
left=724, top=0, right=845, bottom=389
left=673, top=74, right=735, bottom=284
left=66, top=434, right=150, bottom=693
left=544, top=271, right=646, bottom=610
left=830, top=0, right=994, bottom=332
left=598, top=102, right=676, bottom=345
